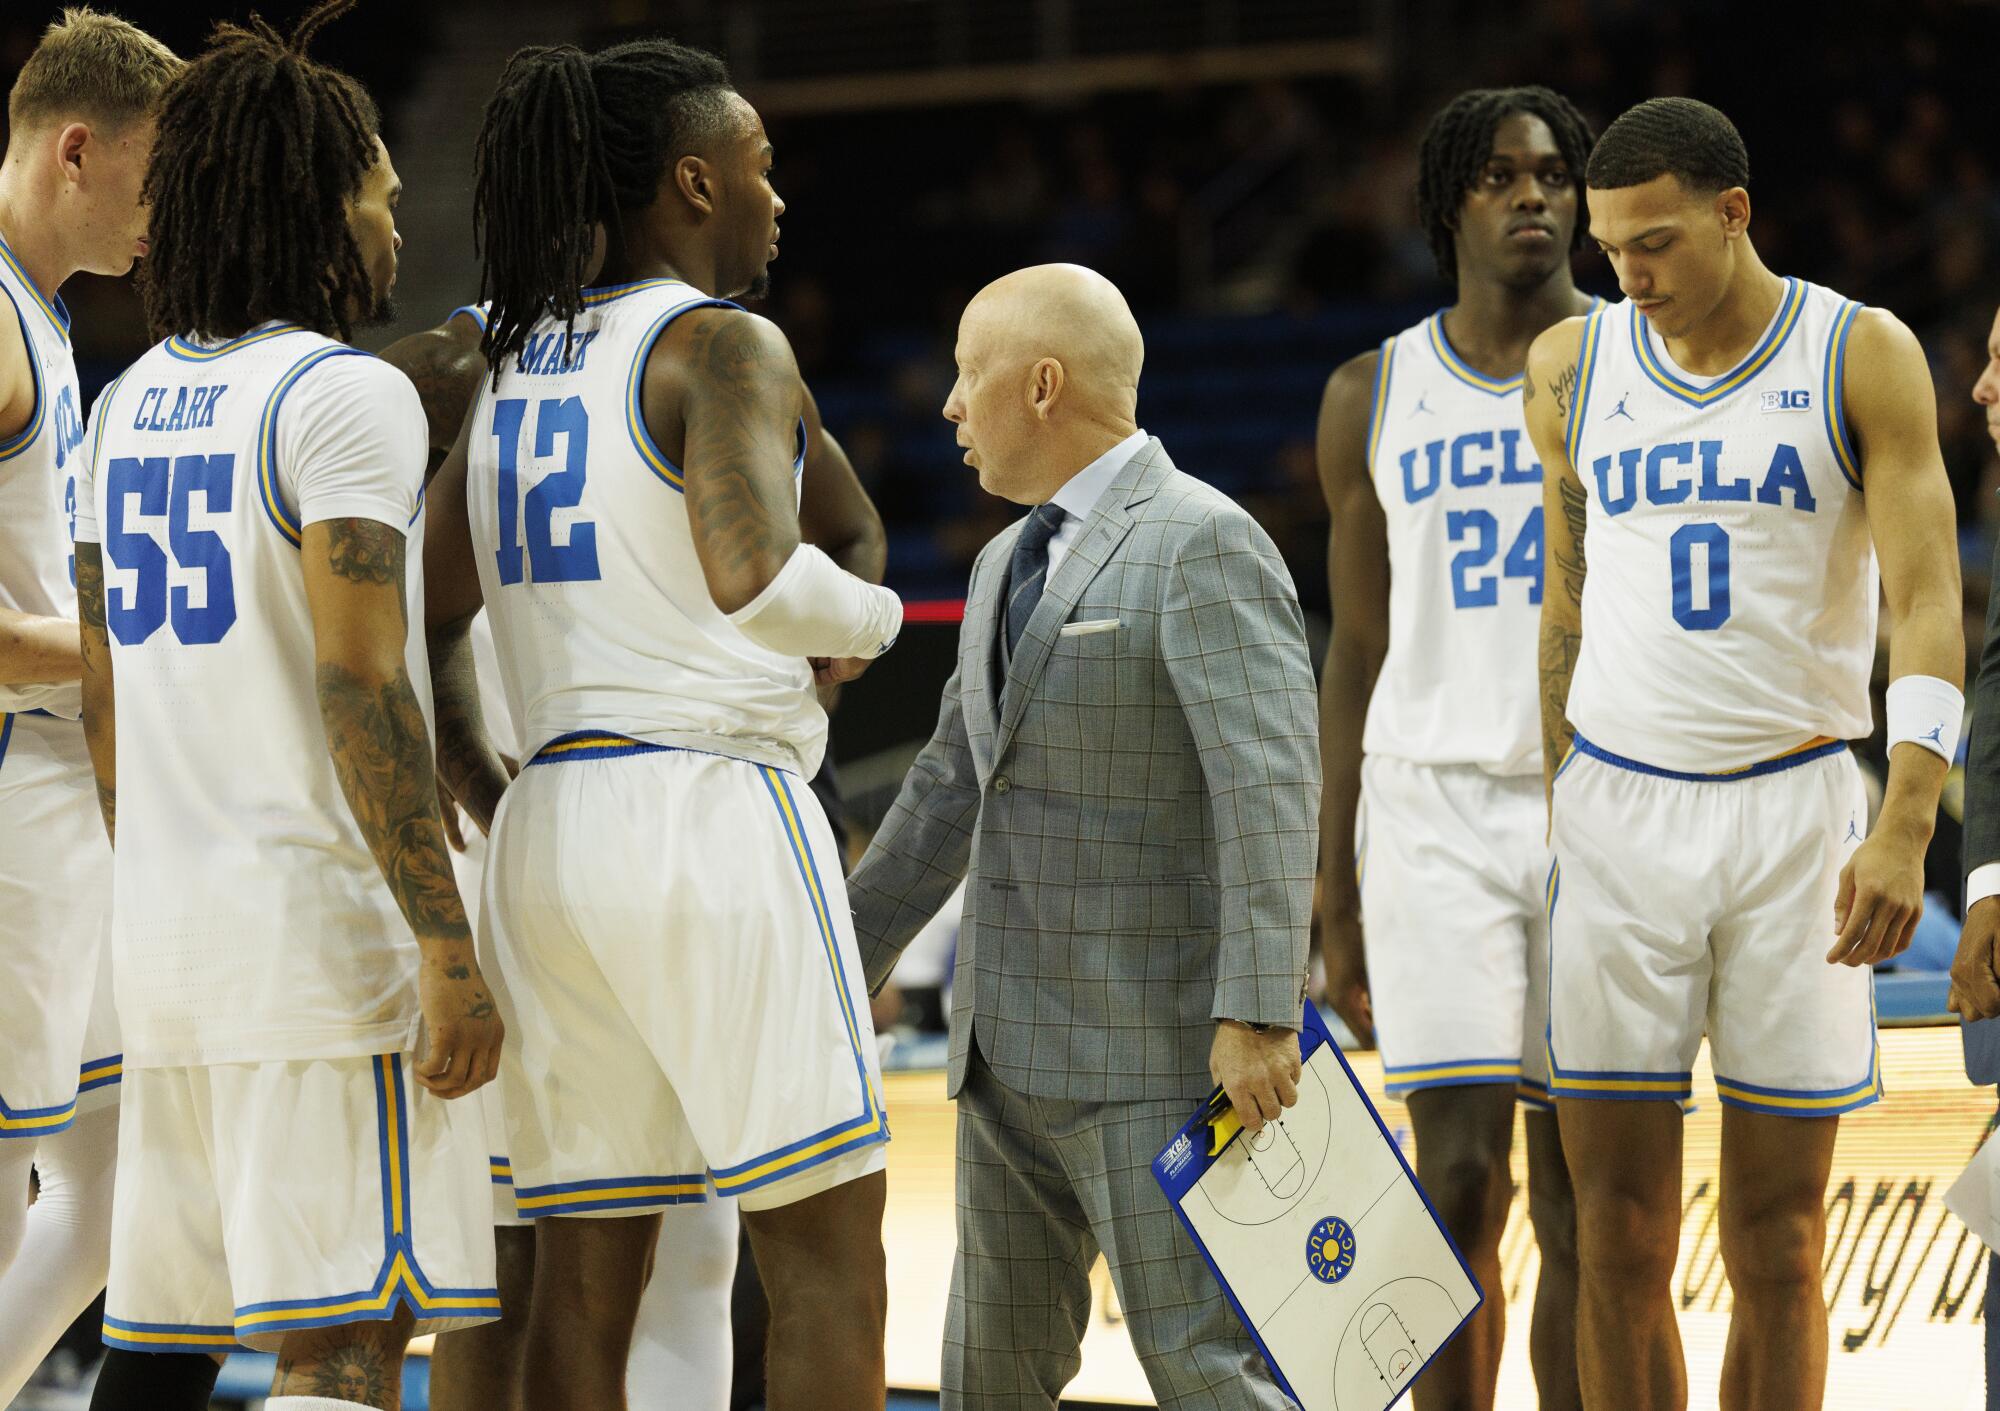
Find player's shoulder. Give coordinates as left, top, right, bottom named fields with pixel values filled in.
left=655, top=302, right=796, bottom=372
left=1527, top=311, right=1593, bottom=373
left=278, top=342, right=424, bottom=440
left=1318, top=345, right=1382, bottom=424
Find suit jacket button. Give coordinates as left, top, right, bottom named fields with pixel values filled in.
left=992, top=776, right=1011, bottom=794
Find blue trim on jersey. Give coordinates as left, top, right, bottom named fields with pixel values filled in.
left=527, top=731, right=678, bottom=765
left=489, top=1157, right=513, bottom=1187
left=582, top=277, right=689, bottom=307
left=164, top=323, right=309, bottom=362
left=1631, top=277, right=1804, bottom=408
left=0, top=1087, right=79, bottom=1137
left=256, top=346, right=374, bottom=548
left=705, top=768, right=889, bottom=1197
left=448, top=304, right=489, bottom=333
left=1427, top=313, right=1523, bottom=396
left=101, top=1313, right=240, bottom=1351
left=231, top=1056, right=501, bottom=1337
left=77, top=1055, right=122, bottom=1094
left=1712, top=1065, right=1881, bottom=1117
left=1823, top=301, right=1864, bottom=491
left=0, top=280, right=46, bottom=464
left=0, top=712, right=12, bottom=773
left=1382, top=1057, right=1523, bottom=1093
left=1569, top=731, right=1847, bottom=783
left=1364, top=336, right=1394, bottom=476
left=625, top=296, right=743, bottom=492
left=0, top=231, right=70, bottom=341
left=1516, top=1077, right=1555, bottom=1113
left=512, top=1173, right=710, bottom=1218
left=1565, top=307, right=1605, bottom=469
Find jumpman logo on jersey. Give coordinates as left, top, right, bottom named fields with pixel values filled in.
left=1844, top=817, right=1861, bottom=843
left=1921, top=722, right=1946, bottom=748
left=1411, top=393, right=1434, bottom=416
left=1605, top=392, right=1634, bottom=422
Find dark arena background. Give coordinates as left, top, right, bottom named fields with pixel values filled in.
left=4, top=2, right=2000, bottom=1408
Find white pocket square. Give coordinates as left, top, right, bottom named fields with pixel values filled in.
left=1059, top=618, right=1122, bottom=638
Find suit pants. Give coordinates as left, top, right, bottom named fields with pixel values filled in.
left=943, top=1044, right=1294, bottom=1410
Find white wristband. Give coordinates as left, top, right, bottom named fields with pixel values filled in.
left=1885, top=674, right=1963, bottom=764
left=726, top=542, right=902, bottom=661
left=1968, top=862, right=2000, bottom=912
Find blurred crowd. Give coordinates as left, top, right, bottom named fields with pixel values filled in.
left=7, top=0, right=1999, bottom=612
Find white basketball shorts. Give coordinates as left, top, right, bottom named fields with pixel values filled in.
left=103, top=1052, right=498, bottom=1352
left=0, top=711, right=120, bottom=1138
left=484, top=734, right=888, bottom=1217
left=1547, top=734, right=1880, bottom=1116
left=1358, top=755, right=1552, bottom=1109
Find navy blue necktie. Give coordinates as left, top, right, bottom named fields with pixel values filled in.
left=1004, top=503, right=1067, bottom=661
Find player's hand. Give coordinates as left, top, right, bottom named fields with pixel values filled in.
left=811, top=655, right=874, bottom=687
left=1949, top=896, right=2000, bottom=1021
left=416, top=949, right=504, bottom=1099
left=1317, top=893, right=1375, bottom=1048
left=439, top=782, right=467, bottom=852
left=1828, top=825, right=1926, bottom=967
left=1210, top=1020, right=1302, bottom=1134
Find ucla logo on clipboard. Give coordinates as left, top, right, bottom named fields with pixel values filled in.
left=1305, top=1215, right=1357, bottom=1284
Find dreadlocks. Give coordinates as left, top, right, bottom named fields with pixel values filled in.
left=139, top=0, right=381, bottom=343
left=1417, top=85, right=1596, bottom=285
left=472, top=38, right=734, bottom=372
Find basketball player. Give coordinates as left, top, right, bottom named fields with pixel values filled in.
left=1527, top=98, right=1961, bottom=1410
left=1315, top=86, right=1591, bottom=1411
left=0, top=10, right=179, bottom=1404
left=387, top=295, right=885, bottom=1409
left=421, top=40, right=900, bottom=1411
left=73, top=9, right=502, bottom=1411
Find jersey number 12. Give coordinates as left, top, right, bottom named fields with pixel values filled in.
left=492, top=396, right=602, bottom=586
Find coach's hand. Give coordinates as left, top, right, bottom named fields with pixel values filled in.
left=417, top=949, right=505, bottom=1099
left=1211, top=1021, right=1302, bottom=1134
left=1949, top=897, right=2000, bottom=1021
left=1828, top=824, right=1926, bottom=968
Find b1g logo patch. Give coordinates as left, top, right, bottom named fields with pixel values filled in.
left=1306, top=1215, right=1357, bottom=1284
left=1759, top=388, right=1812, bottom=412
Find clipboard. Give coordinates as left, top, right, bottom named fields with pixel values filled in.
left=1152, top=1006, right=1483, bottom=1410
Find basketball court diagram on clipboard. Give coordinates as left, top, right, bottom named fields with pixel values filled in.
left=1154, top=1007, right=1482, bottom=1411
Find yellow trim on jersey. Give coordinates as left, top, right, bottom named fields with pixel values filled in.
left=0, top=1100, right=76, bottom=1133
left=165, top=322, right=306, bottom=361
left=102, top=1324, right=240, bottom=1349
left=0, top=233, right=69, bottom=341
left=536, top=733, right=637, bottom=758
left=1427, top=315, right=1523, bottom=395
left=1823, top=300, right=1864, bottom=490
left=1364, top=335, right=1395, bottom=472
left=1564, top=309, right=1604, bottom=467
left=580, top=277, right=687, bottom=307
left=78, top=1058, right=122, bottom=1087
left=513, top=1179, right=710, bottom=1214
left=1385, top=1060, right=1522, bottom=1084
left=1709, top=735, right=1839, bottom=777
left=1632, top=278, right=1804, bottom=406
left=1551, top=1073, right=1693, bottom=1096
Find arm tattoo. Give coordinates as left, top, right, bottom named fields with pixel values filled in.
left=1522, top=369, right=1536, bottom=405
left=680, top=316, right=802, bottom=590
left=1555, top=475, right=1588, bottom=606
left=324, top=518, right=402, bottom=586
left=430, top=625, right=510, bottom=830
left=1551, top=363, right=1578, bottom=419
left=74, top=543, right=116, bottom=843
left=318, top=659, right=472, bottom=941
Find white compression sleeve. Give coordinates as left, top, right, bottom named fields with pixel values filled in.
left=0, top=1104, right=118, bottom=1403
left=726, top=544, right=902, bottom=660
left=626, top=1197, right=739, bottom=1410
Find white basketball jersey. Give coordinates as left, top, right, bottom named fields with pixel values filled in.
left=1363, top=311, right=1575, bottom=776
left=1563, top=278, right=1876, bottom=773
left=75, top=323, right=431, bottom=1067
left=0, top=233, right=88, bottom=718
left=466, top=279, right=820, bottom=776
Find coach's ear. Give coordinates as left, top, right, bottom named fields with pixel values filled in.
left=673, top=153, right=718, bottom=218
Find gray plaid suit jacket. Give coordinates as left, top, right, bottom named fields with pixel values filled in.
left=848, top=438, right=1319, bottom=1104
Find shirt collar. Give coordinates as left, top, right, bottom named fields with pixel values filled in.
left=1049, top=428, right=1148, bottom=524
